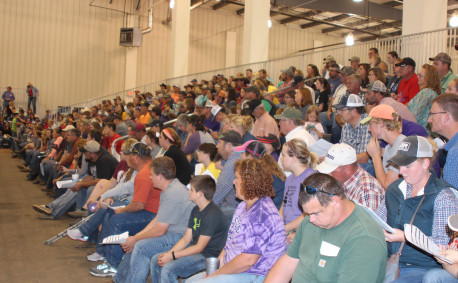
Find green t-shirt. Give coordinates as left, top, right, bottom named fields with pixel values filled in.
left=287, top=204, right=387, bottom=283
left=11, top=118, right=17, bottom=133
left=441, top=71, right=457, bottom=94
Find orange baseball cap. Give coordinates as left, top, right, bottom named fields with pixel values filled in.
left=361, top=104, right=400, bottom=124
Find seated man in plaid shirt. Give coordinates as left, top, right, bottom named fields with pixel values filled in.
left=316, top=143, right=385, bottom=211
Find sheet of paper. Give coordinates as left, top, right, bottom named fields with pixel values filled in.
left=357, top=203, right=395, bottom=233
left=56, top=180, right=76, bottom=189
left=404, top=224, right=454, bottom=265
left=309, top=139, right=333, bottom=157
left=101, top=231, right=129, bottom=245
left=194, top=163, right=204, bottom=176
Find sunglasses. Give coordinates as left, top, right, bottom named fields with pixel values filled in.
left=300, top=185, right=334, bottom=197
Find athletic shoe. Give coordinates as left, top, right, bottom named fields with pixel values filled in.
left=17, top=165, right=26, bottom=170
left=68, top=209, right=88, bottom=218
left=67, top=228, right=88, bottom=242
left=33, top=204, right=52, bottom=216
left=87, top=252, right=104, bottom=262
left=89, top=262, right=117, bottom=277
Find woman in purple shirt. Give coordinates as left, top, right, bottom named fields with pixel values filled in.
left=280, top=138, right=317, bottom=238
left=192, top=159, right=286, bottom=283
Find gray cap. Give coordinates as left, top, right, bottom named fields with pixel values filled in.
left=367, top=80, right=388, bottom=93
left=81, top=141, right=101, bottom=153
left=389, top=136, right=433, bottom=166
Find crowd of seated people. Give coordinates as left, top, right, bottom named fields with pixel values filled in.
left=2, top=47, right=458, bottom=282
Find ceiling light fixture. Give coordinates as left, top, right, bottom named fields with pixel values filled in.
left=345, top=33, right=355, bottom=46
left=353, top=0, right=363, bottom=2
left=268, top=19, right=272, bottom=28
left=169, top=0, right=175, bottom=9
left=450, top=15, right=458, bottom=28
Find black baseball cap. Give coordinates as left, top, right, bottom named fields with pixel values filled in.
left=218, top=130, right=242, bottom=146
left=389, top=136, right=433, bottom=166
left=395, top=57, right=416, bottom=67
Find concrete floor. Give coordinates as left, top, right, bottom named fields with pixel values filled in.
left=0, top=148, right=110, bottom=283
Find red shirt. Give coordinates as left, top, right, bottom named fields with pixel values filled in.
left=132, top=161, right=161, bottom=213
left=101, top=133, right=123, bottom=154
left=397, top=74, right=419, bottom=104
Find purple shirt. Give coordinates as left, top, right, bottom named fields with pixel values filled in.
left=283, top=167, right=316, bottom=224
left=203, top=117, right=221, bottom=132
left=224, top=197, right=286, bottom=276
left=2, top=91, right=15, bottom=101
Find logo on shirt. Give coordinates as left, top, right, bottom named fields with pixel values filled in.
left=326, top=153, right=335, bottom=160
left=319, top=259, right=326, bottom=267
left=193, top=218, right=201, bottom=230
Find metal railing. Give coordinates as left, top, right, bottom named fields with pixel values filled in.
left=51, top=27, right=458, bottom=116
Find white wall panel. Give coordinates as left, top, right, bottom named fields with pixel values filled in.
left=0, top=0, right=126, bottom=114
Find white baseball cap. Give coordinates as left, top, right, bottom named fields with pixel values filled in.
left=316, top=143, right=357, bottom=174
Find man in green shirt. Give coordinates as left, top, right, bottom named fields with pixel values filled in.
left=430, top=52, right=457, bottom=94
left=265, top=173, right=387, bottom=283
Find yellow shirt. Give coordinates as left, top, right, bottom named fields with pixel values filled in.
left=200, top=162, right=221, bottom=180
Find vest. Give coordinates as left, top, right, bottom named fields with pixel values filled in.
left=385, top=172, right=453, bottom=269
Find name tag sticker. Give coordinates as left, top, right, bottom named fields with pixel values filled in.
left=318, top=259, right=326, bottom=267
left=320, top=241, right=340, bottom=257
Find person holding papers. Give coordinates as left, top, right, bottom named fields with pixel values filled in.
left=375, top=136, right=458, bottom=282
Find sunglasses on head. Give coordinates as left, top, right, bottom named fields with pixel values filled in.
left=300, top=184, right=334, bottom=197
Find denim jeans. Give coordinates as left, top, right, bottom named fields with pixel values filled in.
left=392, top=267, right=430, bottom=282
left=186, top=272, right=265, bottom=283
left=151, top=252, right=206, bottom=283
left=78, top=200, right=128, bottom=243
left=115, top=232, right=184, bottom=283
left=422, top=268, right=458, bottom=283
left=96, top=210, right=156, bottom=268
left=27, top=96, right=36, bottom=113
left=75, top=185, right=95, bottom=210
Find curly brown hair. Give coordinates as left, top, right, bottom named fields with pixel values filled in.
left=234, top=159, right=274, bottom=200
left=421, top=64, right=442, bottom=95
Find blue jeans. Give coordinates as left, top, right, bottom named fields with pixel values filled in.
left=115, top=232, right=184, bottom=283
left=423, top=268, right=458, bottom=283
left=96, top=210, right=155, bottom=268
left=187, top=272, right=265, bottom=283
left=151, top=252, right=206, bottom=283
left=393, top=267, right=429, bottom=282
left=27, top=96, right=36, bottom=113
left=78, top=200, right=128, bottom=243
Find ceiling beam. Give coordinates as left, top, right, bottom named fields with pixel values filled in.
left=212, top=1, right=230, bottom=10
left=280, top=10, right=323, bottom=24
left=347, top=20, right=402, bottom=36
left=280, top=0, right=402, bottom=21
left=236, top=8, right=244, bottom=15
left=322, top=18, right=371, bottom=33
left=359, top=31, right=402, bottom=42
left=301, top=14, right=350, bottom=29
left=382, top=1, right=403, bottom=7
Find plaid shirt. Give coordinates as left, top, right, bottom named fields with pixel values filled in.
left=376, top=180, right=458, bottom=245
left=444, top=132, right=458, bottom=189
left=213, top=152, right=242, bottom=208
left=340, top=113, right=371, bottom=154
left=343, top=166, right=385, bottom=211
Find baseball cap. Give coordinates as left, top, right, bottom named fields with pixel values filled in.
left=367, top=80, right=388, bottom=93
left=256, top=134, right=281, bottom=150
left=205, top=100, right=214, bottom=108
left=292, top=76, right=304, bottom=87
left=218, top=130, right=242, bottom=146
left=395, top=57, right=416, bottom=67
left=131, top=122, right=146, bottom=132
left=274, top=107, right=303, bottom=120
left=172, top=84, right=180, bottom=88
left=160, top=83, right=167, bottom=88
left=348, top=56, right=360, bottom=62
left=211, top=105, right=223, bottom=117
left=389, top=136, right=433, bottom=166
left=323, top=55, right=336, bottom=63
left=147, top=119, right=163, bottom=128
left=81, top=140, right=101, bottom=153
left=281, top=67, right=294, bottom=77
left=338, top=66, right=355, bottom=76
left=248, top=99, right=263, bottom=112
left=429, top=52, right=451, bottom=65
left=191, top=79, right=197, bottom=83
left=333, top=94, right=364, bottom=110
left=233, top=140, right=266, bottom=158
left=316, top=143, right=357, bottom=174
left=448, top=214, right=458, bottom=232
left=63, top=125, right=75, bottom=132
left=361, top=104, right=400, bottom=124
left=123, top=142, right=152, bottom=157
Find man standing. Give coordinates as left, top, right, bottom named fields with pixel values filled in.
left=428, top=94, right=458, bottom=188
left=327, top=64, right=342, bottom=96
left=316, top=143, right=385, bottom=211
left=2, top=86, right=15, bottom=112
left=429, top=52, right=457, bottom=94
left=249, top=99, right=279, bottom=138
left=396, top=58, right=419, bottom=104
left=264, top=173, right=387, bottom=283
left=245, top=68, right=253, bottom=86
left=369, top=47, right=388, bottom=72
left=26, top=82, right=39, bottom=114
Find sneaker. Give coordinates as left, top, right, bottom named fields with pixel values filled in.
left=68, top=209, right=88, bottom=218
left=33, top=204, right=52, bottom=216
left=89, top=262, right=117, bottom=277
left=87, top=252, right=104, bottom=262
left=17, top=164, right=26, bottom=170
left=67, top=228, right=88, bottom=242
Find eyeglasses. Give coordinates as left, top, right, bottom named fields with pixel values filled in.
left=428, top=111, right=447, bottom=117
left=300, top=185, right=334, bottom=197
left=337, top=108, right=349, bottom=113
